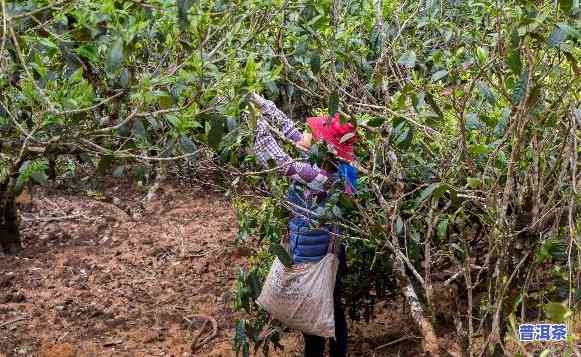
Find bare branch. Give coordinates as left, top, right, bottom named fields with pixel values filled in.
left=7, top=0, right=71, bottom=21
left=52, top=92, right=124, bottom=116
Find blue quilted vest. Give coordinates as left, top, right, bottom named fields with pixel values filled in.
left=287, top=183, right=336, bottom=264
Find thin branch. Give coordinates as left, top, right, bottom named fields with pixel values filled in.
left=8, top=0, right=71, bottom=21
left=128, top=0, right=160, bottom=9
left=236, top=159, right=305, bottom=176
left=52, top=92, right=124, bottom=116
left=0, top=316, right=28, bottom=328
left=388, top=0, right=422, bottom=51
left=349, top=101, right=441, bottom=138
left=0, top=97, right=32, bottom=139
left=78, top=138, right=202, bottom=161
left=20, top=214, right=84, bottom=222
left=375, top=335, right=419, bottom=350
left=0, top=0, right=7, bottom=68
left=92, top=106, right=140, bottom=134
left=135, top=100, right=201, bottom=118
left=9, top=25, right=56, bottom=112
left=372, top=182, right=426, bottom=286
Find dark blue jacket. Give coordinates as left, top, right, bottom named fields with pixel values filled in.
left=287, top=183, right=336, bottom=264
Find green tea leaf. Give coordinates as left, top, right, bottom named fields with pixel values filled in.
left=133, top=166, right=146, bottom=182
left=328, top=91, right=339, bottom=117
left=431, top=69, right=448, bottom=82
left=234, top=320, right=250, bottom=357
left=548, top=26, right=568, bottom=48
left=177, top=0, right=194, bottom=30
left=31, top=171, right=48, bottom=185
left=436, top=218, right=448, bottom=240
left=478, top=81, right=496, bottom=105
left=338, top=192, right=354, bottom=210
left=558, top=0, right=573, bottom=13
left=467, top=177, right=481, bottom=189
left=432, top=183, right=452, bottom=202
left=77, top=44, right=98, bottom=63
left=38, top=37, right=58, bottom=51
left=179, top=136, right=197, bottom=154
left=208, top=115, right=225, bottom=150
left=411, top=92, right=426, bottom=112
left=470, top=143, right=492, bottom=156
left=510, top=28, right=520, bottom=50
left=476, top=46, right=488, bottom=65
left=113, top=166, right=125, bottom=177
left=425, top=92, right=443, bottom=119
left=310, top=49, right=321, bottom=75
left=391, top=119, right=413, bottom=148
left=270, top=242, right=292, bottom=267
left=132, top=119, right=146, bottom=139
left=161, top=139, right=175, bottom=158
left=107, top=37, right=124, bottom=72
left=416, top=183, right=439, bottom=206
left=494, top=108, right=510, bottom=137
left=558, top=22, right=581, bottom=41
left=507, top=49, right=522, bottom=75
left=465, top=113, right=484, bottom=130
left=295, top=40, right=308, bottom=56
left=332, top=205, right=343, bottom=218
left=398, top=51, right=416, bottom=68
left=165, top=115, right=179, bottom=127
left=247, top=270, right=261, bottom=300
left=511, top=71, right=528, bottom=104
left=119, top=68, right=130, bottom=89
left=366, top=116, right=384, bottom=127
left=14, top=176, right=25, bottom=196
left=544, top=302, right=572, bottom=323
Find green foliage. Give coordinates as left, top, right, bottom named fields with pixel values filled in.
left=207, top=114, right=225, bottom=150
left=544, top=302, right=573, bottom=323
left=269, top=242, right=292, bottom=267
left=328, top=91, right=339, bottom=117
left=230, top=0, right=580, bottom=354
left=14, top=160, right=49, bottom=196
left=398, top=51, right=417, bottom=68
left=234, top=319, right=250, bottom=357
left=535, top=238, right=567, bottom=264
left=1, top=0, right=579, bottom=355
left=0, top=160, right=11, bottom=183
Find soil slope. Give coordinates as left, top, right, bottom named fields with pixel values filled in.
left=0, top=179, right=418, bottom=357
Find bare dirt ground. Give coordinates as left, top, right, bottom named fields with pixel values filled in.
left=0, top=177, right=422, bottom=357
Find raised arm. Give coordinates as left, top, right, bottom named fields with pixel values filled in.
left=250, top=93, right=303, bottom=142
left=254, top=119, right=328, bottom=192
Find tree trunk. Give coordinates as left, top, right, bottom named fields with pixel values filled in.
left=371, top=179, right=441, bottom=356
left=400, top=270, right=441, bottom=356
left=0, top=180, right=22, bottom=254
left=47, top=155, right=57, bottom=180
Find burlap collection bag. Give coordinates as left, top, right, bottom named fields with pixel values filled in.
left=256, top=238, right=339, bottom=338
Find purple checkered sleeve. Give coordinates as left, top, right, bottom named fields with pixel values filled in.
left=251, top=95, right=303, bottom=142
left=254, top=119, right=328, bottom=192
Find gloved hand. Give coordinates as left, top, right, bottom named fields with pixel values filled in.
left=297, top=132, right=312, bottom=151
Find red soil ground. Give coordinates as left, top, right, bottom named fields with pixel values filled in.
left=0, top=178, right=423, bottom=356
